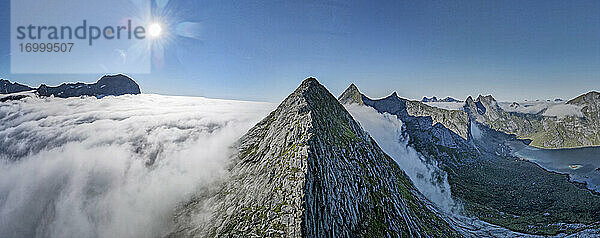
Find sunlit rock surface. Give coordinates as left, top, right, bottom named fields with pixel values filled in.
left=170, top=78, right=458, bottom=237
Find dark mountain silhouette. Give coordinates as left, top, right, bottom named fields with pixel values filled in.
left=37, top=74, right=141, bottom=98
left=0, top=79, right=33, bottom=94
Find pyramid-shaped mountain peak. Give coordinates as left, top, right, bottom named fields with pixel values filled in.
left=170, top=78, right=458, bottom=237
left=290, top=77, right=342, bottom=106
left=338, top=83, right=364, bottom=105
left=269, top=77, right=370, bottom=147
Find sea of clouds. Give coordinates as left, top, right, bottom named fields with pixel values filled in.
left=0, top=94, right=272, bottom=238
left=2, top=92, right=567, bottom=237
left=498, top=101, right=583, bottom=118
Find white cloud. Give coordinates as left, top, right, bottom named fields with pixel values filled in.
left=0, top=94, right=272, bottom=238
left=471, top=121, right=483, bottom=140
left=344, top=104, right=460, bottom=213
left=499, top=101, right=583, bottom=118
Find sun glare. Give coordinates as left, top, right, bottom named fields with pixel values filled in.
left=148, top=23, right=162, bottom=38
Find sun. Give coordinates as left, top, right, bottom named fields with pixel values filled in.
left=148, top=23, right=162, bottom=38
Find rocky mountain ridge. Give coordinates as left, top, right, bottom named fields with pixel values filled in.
left=339, top=84, right=600, bottom=235
left=170, top=78, right=459, bottom=237
left=340, top=85, right=471, bottom=141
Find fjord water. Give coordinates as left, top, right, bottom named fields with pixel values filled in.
left=515, top=145, right=600, bottom=192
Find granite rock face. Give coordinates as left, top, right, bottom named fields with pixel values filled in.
left=0, top=79, right=33, bottom=94
left=169, top=78, right=459, bottom=237
left=36, top=74, right=141, bottom=98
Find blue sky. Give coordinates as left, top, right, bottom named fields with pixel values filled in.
left=1, top=0, right=599, bottom=102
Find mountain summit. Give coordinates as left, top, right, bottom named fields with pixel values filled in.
left=338, top=83, right=365, bottom=105
left=170, top=78, right=457, bottom=237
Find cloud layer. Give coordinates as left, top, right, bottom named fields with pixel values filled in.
left=498, top=101, right=583, bottom=118
left=0, top=94, right=272, bottom=238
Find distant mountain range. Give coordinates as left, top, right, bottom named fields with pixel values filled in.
left=339, top=83, right=600, bottom=235
left=465, top=93, right=600, bottom=148
left=3, top=74, right=597, bottom=149
left=0, top=74, right=140, bottom=100
left=421, top=96, right=461, bottom=103
left=3, top=75, right=599, bottom=236
left=409, top=91, right=600, bottom=149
